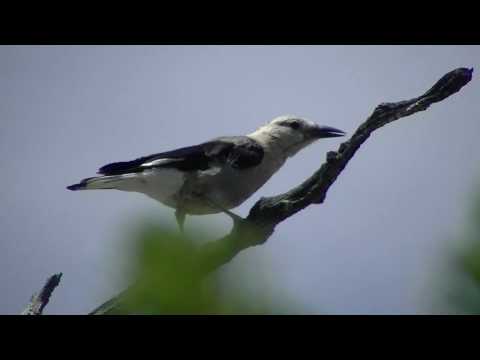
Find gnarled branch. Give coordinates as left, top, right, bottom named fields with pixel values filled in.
left=196, top=67, right=474, bottom=273
left=91, top=67, right=472, bottom=314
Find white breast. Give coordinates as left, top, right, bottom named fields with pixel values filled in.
left=191, top=151, right=286, bottom=212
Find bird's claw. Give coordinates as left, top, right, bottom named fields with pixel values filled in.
left=175, top=209, right=186, bottom=233
left=222, top=208, right=245, bottom=226
left=203, top=197, right=246, bottom=226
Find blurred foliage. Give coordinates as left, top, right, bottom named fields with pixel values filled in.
left=108, top=222, right=299, bottom=314
left=441, top=186, right=480, bottom=314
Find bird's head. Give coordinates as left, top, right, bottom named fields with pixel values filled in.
left=249, top=115, right=346, bottom=158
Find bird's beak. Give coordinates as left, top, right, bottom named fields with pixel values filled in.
left=310, top=125, right=346, bottom=139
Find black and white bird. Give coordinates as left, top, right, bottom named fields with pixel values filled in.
left=67, top=115, right=345, bottom=230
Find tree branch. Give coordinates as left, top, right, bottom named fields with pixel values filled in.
left=91, top=67, right=473, bottom=314
left=196, top=67, right=474, bottom=273
left=21, top=273, right=62, bottom=315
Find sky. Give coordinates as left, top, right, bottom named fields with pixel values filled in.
left=1, top=45, right=479, bottom=314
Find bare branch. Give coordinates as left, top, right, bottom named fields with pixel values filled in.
left=196, top=67, right=474, bottom=273
left=22, top=273, right=62, bottom=315
left=91, top=67, right=473, bottom=314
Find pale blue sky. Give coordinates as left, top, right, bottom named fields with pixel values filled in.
left=1, top=45, right=479, bottom=314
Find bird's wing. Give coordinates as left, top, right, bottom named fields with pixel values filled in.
left=97, top=136, right=264, bottom=176
left=203, top=136, right=264, bottom=170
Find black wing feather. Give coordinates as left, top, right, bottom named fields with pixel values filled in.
left=98, top=136, right=263, bottom=176
left=216, top=137, right=264, bottom=169
left=98, top=144, right=209, bottom=175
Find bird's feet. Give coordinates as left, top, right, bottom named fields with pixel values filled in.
left=175, top=199, right=247, bottom=234
left=221, top=207, right=245, bottom=227
left=203, top=198, right=245, bottom=227
left=175, top=209, right=186, bottom=233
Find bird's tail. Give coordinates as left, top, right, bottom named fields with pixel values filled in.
left=67, top=175, right=123, bottom=191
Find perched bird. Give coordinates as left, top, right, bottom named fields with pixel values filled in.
left=67, top=115, right=345, bottom=230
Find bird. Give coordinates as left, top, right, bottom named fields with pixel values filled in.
left=67, top=115, right=346, bottom=231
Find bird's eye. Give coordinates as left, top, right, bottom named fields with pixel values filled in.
left=289, top=121, right=300, bottom=130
